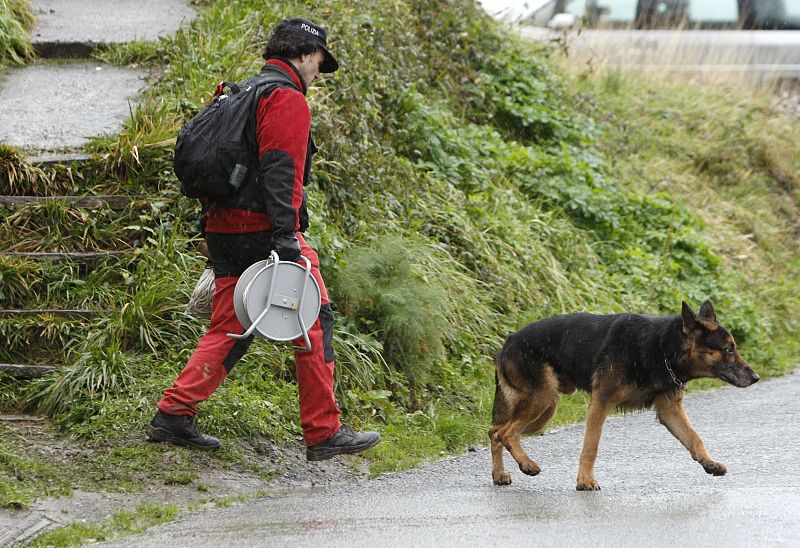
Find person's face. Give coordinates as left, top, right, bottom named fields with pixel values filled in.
left=297, top=50, right=326, bottom=88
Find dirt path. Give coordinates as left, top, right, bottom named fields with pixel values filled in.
left=0, top=416, right=368, bottom=546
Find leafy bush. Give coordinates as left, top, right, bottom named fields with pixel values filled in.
left=335, top=236, right=453, bottom=379
left=2, top=0, right=798, bottom=478
left=0, top=0, right=33, bottom=67
left=26, top=343, right=135, bottom=416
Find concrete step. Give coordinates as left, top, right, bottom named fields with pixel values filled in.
left=0, top=251, right=131, bottom=262
left=0, top=309, right=104, bottom=319
left=0, top=414, right=47, bottom=421
left=0, top=195, right=136, bottom=210
left=0, top=364, right=56, bottom=378
left=31, top=0, right=197, bottom=58
left=25, top=151, right=92, bottom=167
left=0, top=60, right=145, bottom=153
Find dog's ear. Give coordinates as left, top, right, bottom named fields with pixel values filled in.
left=698, top=299, right=717, bottom=323
left=681, top=301, right=699, bottom=334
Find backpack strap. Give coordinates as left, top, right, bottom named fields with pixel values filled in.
left=213, top=81, right=241, bottom=99
left=252, top=64, right=300, bottom=92
left=238, top=64, right=302, bottom=155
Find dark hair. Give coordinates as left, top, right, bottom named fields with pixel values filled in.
left=262, top=21, right=320, bottom=61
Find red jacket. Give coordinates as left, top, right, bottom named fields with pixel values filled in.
left=205, top=59, right=313, bottom=234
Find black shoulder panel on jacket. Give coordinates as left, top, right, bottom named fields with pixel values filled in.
left=260, top=149, right=296, bottom=233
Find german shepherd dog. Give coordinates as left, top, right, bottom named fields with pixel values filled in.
left=490, top=300, right=759, bottom=490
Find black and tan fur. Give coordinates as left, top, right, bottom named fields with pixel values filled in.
left=489, top=300, right=759, bottom=490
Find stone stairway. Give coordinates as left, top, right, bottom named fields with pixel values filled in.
left=0, top=0, right=197, bottom=381
left=1, top=0, right=197, bottom=158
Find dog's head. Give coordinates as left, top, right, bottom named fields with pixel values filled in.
left=680, top=300, right=759, bottom=387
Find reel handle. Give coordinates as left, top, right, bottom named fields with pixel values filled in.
left=227, top=251, right=280, bottom=340
left=291, top=255, right=313, bottom=353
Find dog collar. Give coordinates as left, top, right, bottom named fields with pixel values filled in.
left=664, top=356, right=688, bottom=392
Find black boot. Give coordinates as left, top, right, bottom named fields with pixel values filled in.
left=148, top=410, right=220, bottom=451
left=306, top=424, right=380, bottom=461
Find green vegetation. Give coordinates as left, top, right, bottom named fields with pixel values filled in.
left=0, top=430, right=73, bottom=509
left=1, top=0, right=798, bottom=514
left=0, top=0, right=34, bottom=67
left=25, top=502, right=178, bottom=547
left=0, top=420, right=230, bottom=504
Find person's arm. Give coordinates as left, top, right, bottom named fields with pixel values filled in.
left=255, top=88, right=310, bottom=260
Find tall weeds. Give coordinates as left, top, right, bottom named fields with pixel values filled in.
left=335, top=236, right=453, bottom=380
left=0, top=0, right=33, bottom=67
left=6, top=0, right=798, bottom=463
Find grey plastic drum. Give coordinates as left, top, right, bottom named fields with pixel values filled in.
left=233, top=259, right=269, bottom=332
left=234, top=259, right=321, bottom=341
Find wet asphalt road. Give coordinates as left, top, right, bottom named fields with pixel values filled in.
left=108, top=372, right=800, bottom=547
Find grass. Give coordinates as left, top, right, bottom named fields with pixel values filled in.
left=0, top=418, right=235, bottom=509
left=566, top=65, right=800, bottom=371
left=0, top=0, right=798, bottom=514
left=0, top=440, right=73, bottom=509
left=0, top=0, right=34, bottom=69
left=25, top=503, right=179, bottom=547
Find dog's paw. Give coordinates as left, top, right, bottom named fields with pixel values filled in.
left=519, top=460, right=541, bottom=476
left=493, top=472, right=512, bottom=485
left=576, top=478, right=601, bottom=491
left=701, top=460, right=727, bottom=476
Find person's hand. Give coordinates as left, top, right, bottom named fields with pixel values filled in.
left=271, top=232, right=301, bottom=262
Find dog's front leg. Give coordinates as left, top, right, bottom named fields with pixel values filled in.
left=654, top=393, right=726, bottom=476
left=576, top=394, right=613, bottom=491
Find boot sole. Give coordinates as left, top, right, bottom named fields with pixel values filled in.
left=306, top=435, right=380, bottom=461
left=147, top=426, right=220, bottom=451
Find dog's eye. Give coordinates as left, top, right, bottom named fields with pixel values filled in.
left=725, top=346, right=735, bottom=355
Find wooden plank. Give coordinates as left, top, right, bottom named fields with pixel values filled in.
left=0, top=415, right=46, bottom=422
left=0, top=364, right=56, bottom=377
left=0, top=195, right=134, bottom=210
left=0, top=251, right=131, bottom=261
left=0, top=309, right=103, bottom=319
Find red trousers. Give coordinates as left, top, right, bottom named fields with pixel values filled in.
left=158, top=233, right=341, bottom=446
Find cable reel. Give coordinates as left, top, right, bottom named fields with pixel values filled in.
left=228, top=251, right=321, bottom=352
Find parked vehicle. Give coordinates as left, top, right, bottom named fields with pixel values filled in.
left=517, top=0, right=800, bottom=30
left=481, top=0, right=800, bottom=84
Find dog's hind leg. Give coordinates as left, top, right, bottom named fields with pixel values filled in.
left=489, top=400, right=558, bottom=485
left=654, top=393, right=726, bottom=477
left=521, top=399, right=558, bottom=435
left=489, top=425, right=511, bottom=485
left=490, top=368, right=513, bottom=485
left=492, top=370, right=559, bottom=483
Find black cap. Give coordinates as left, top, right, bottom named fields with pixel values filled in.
left=281, top=17, right=338, bottom=73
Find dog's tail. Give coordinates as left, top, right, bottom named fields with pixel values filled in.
left=491, top=356, right=508, bottom=426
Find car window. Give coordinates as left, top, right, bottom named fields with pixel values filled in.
left=563, top=0, right=589, bottom=16
left=593, top=0, right=638, bottom=24
left=755, top=0, right=800, bottom=22
left=688, top=0, right=738, bottom=24
left=751, top=0, right=800, bottom=27
left=529, top=1, right=558, bottom=26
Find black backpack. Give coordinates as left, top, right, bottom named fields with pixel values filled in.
left=174, top=66, right=297, bottom=199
